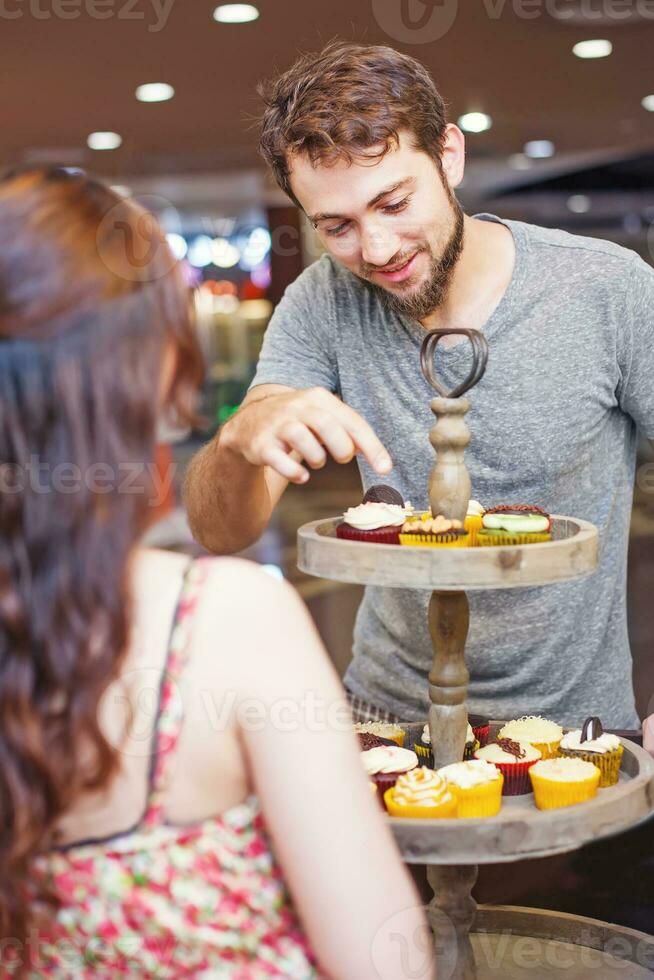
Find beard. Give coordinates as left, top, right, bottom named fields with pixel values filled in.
left=362, top=196, right=465, bottom=321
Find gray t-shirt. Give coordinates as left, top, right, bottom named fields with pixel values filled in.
left=251, top=215, right=654, bottom=728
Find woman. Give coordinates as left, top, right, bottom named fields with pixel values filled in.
left=0, top=169, right=432, bottom=978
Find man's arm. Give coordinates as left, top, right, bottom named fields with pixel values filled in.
left=184, top=383, right=392, bottom=555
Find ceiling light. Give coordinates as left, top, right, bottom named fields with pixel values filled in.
left=642, top=95, right=654, bottom=112
left=524, top=140, right=555, bottom=159
left=87, top=131, right=122, bottom=151
left=508, top=153, right=532, bottom=170
left=567, top=194, right=591, bottom=214
left=458, top=112, right=492, bottom=134
left=135, top=82, right=175, bottom=103
left=213, top=4, right=259, bottom=23
left=211, top=238, right=240, bottom=268
left=572, top=39, right=612, bottom=59
left=166, top=233, right=188, bottom=260
left=187, top=235, right=214, bottom=268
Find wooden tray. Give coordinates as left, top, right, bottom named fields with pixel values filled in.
left=388, top=725, right=654, bottom=865
left=297, top=515, right=598, bottom=591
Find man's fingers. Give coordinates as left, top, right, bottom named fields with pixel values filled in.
left=328, top=400, right=392, bottom=474
left=278, top=420, right=327, bottom=468
left=301, top=409, right=356, bottom=464
left=260, top=444, right=309, bottom=483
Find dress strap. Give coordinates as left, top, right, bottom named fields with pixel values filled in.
left=141, top=556, right=213, bottom=829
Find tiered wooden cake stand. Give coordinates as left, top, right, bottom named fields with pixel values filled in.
left=297, top=328, right=654, bottom=979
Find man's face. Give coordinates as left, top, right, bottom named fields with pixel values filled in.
left=289, top=129, right=464, bottom=319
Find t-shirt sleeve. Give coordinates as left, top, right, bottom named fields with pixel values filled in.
left=616, top=256, right=654, bottom=439
left=249, top=258, right=338, bottom=394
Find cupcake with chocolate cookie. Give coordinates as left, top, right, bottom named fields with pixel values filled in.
left=336, top=501, right=407, bottom=544
left=477, top=505, right=552, bottom=546
left=399, top=514, right=470, bottom=548
left=557, top=717, right=624, bottom=788
left=474, top=738, right=541, bottom=795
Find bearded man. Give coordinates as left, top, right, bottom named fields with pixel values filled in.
left=185, top=41, right=654, bottom=742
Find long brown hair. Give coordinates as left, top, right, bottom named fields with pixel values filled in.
left=258, top=39, right=449, bottom=207
left=0, top=169, right=203, bottom=951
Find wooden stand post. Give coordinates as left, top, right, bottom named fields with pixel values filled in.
left=427, top=864, right=479, bottom=980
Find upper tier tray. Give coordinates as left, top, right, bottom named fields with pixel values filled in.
left=297, top=515, right=598, bottom=591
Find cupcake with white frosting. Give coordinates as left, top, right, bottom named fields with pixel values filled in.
left=437, top=760, right=504, bottom=818
left=336, top=489, right=413, bottom=544
left=361, top=745, right=418, bottom=800
left=497, top=715, right=563, bottom=759
left=529, top=756, right=601, bottom=810
left=474, top=738, right=541, bottom=795
left=557, top=717, right=623, bottom=787
left=384, top=767, right=457, bottom=819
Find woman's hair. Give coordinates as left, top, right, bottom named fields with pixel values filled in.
left=0, top=168, right=203, bottom=950
left=258, top=40, right=449, bottom=207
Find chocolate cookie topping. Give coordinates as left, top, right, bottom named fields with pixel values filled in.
left=362, top=484, right=404, bottom=506
left=495, top=738, right=526, bottom=759
left=580, top=716, right=604, bottom=743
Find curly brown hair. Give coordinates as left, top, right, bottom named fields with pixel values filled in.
left=258, top=40, right=449, bottom=207
left=0, top=168, right=203, bottom=962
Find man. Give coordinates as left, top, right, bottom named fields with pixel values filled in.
left=185, top=41, right=654, bottom=741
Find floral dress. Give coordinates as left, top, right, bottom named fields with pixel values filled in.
left=25, top=558, right=322, bottom=978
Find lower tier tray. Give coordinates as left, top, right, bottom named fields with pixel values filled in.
left=388, top=725, right=654, bottom=865
left=470, top=907, right=654, bottom=979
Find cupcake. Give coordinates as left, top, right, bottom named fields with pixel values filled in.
left=336, top=501, right=409, bottom=544
left=354, top=721, right=406, bottom=747
left=414, top=722, right=478, bottom=766
left=463, top=724, right=481, bottom=761
left=357, top=732, right=398, bottom=752
left=468, top=713, right=490, bottom=747
left=464, top=499, right=485, bottom=545
left=557, top=717, right=624, bottom=788
left=477, top=505, right=552, bottom=546
left=399, top=514, right=470, bottom=548
left=384, top=767, right=457, bottom=819
left=474, top=738, right=541, bottom=795
left=361, top=745, right=418, bottom=800
left=529, top=757, right=601, bottom=810
left=497, top=715, right=563, bottom=759
left=437, top=760, right=504, bottom=818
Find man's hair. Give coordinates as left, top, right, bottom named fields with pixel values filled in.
left=258, top=40, right=449, bottom=207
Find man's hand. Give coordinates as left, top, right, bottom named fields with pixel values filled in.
left=221, top=386, right=393, bottom=484
left=643, top=713, right=654, bottom=756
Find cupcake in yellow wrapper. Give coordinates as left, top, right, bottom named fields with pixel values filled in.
left=437, top=760, right=504, bottom=818
left=477, top=508, right=551, bottom=547
left=498, top=716, right=563, bottom=759
left=384, top=768, right=457, bottom=819
left=464, top=499, right=485, bottom=546
left=556, top=717, right=623, bottom=787
left=354, top=721, right=406, bottom=747
left=529, top=757, right=600, bottom=809
left=399, top=514, right=470, bottom=548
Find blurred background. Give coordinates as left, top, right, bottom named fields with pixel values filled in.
left=7, top=0, right=654, bottom=929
